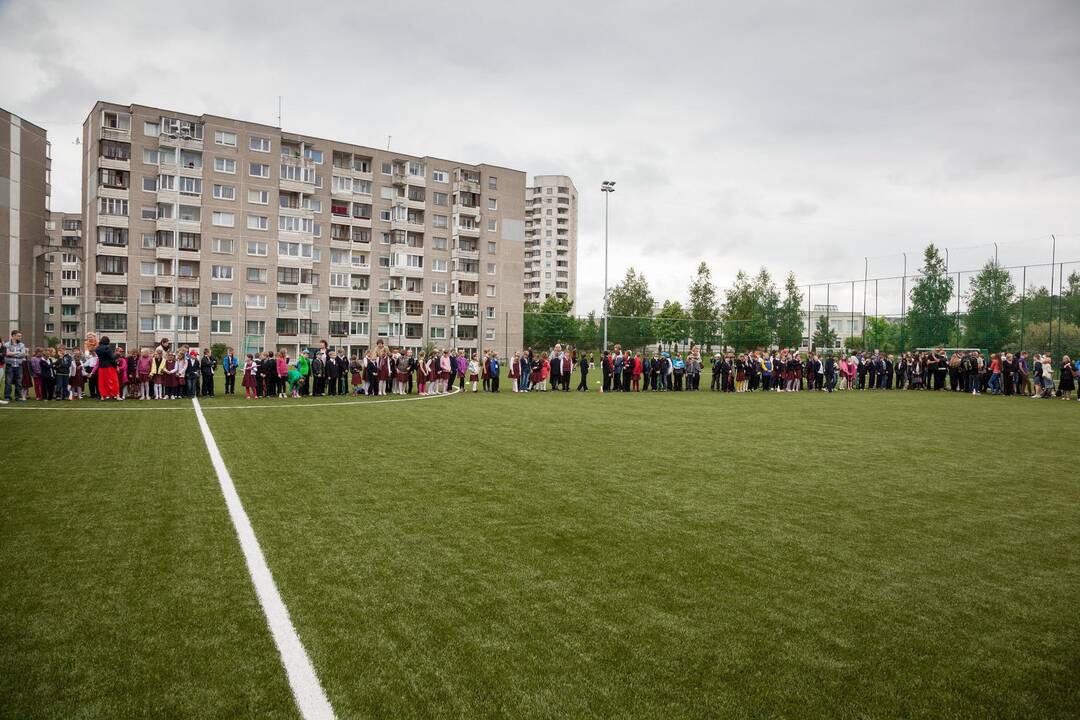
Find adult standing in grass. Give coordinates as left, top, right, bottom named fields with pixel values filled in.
left=222, top=348, right=238, bottom=395
left=1057, top=356, right=1075, bottom=400
left=2, top=330, right=27, bottom=403
left=94, top=336, right=121, bottom=401
left=577, top=352, right=589, bottom=391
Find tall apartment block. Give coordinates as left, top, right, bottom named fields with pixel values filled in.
left=81, top=101, right=525, bottom=357
left=524, top=175, right=577, bottom=304
left=42, top=212, right=85, bottom=348
left=1, top=108, right=51, bottom=340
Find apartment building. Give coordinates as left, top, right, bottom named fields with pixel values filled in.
left=1, top=108, right=51, bottom=340
left=80, top=101, right=525, bottom=357
left=524, top=175, right=576, bottom=304
left=42, top=212, right=85, bottom=348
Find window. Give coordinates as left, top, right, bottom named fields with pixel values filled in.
left=97, top=256, right=127, bottom=275
left=379, top=209, right=392, bottom=222
left=487, top=198, right=497, bottom=211
left=431, top=259, right=447, bottom=272
left=487, top=218, right=497, bottom=232
left=433, top=214, right=448, bottom=229
left=381, top=162, right=392, bottom=175
left=247, top=215, right=269, bottom=231
left=140, top=261, right=156, bottom=277
left=213, top=184, right=235, bottom=200
left=429, top=326, right=446, bottom=339
left=212, top=211, right=235, bottom=227
left=158, top=174, right=175, bottom=190
left=432, top=169, right=448, bottom=183
left=246, top=320, right=266, bottom=335
left=177, top=204, right=201, bottom=222
left=95, top=313, right=127, bottom=332
left=487, top=263, right=496, bottom=275
left=486, top=306, right=496, bottom=320
left=249, top=162, right=270, bottom=178
left=210, top=292, right=233, bottom=307
left=488, top=176, right=497, bottom=190
left=143, top=148, right=159, bottom=165
left=431, top=304, right=447, bottom=317
left=486, top=285, right=496, bottom=297
left=248, top=189, right=269, bottom=205
left=278, top=216, right=313, bottom=233
left=214, top=157, right=236, bottom=174
left=98, top=227, right=128, bottom=246
left=142, top=177, right=157, bottom=192
left=249, top=136, right=270, bottom=152
left=246, top=267, right=267, bottom=284
left=175, top=316, right=199, bottom=331
left=246, top=294, right=267, bottom=309
left=433, top=236, right=447, bottom=250
left=488, top=242, right=497, bottom=254
left=144, top=121, right=160, bottom=136
left=431, top=281, right=448, bottom=294
left=211, top=237, right=233, bottom=254
left=211, top=264, right=233, bottom=280
left=246, top=240, right=268, bottom=256
left=329, top=272, right=349, bottom=288
left=433, top=191, right=448, bottom=206
left=485, top=327, right=495, bottom=341
left=156, top=202, right=174, bottom=220
left=98, top=197, right=128, bottom=216
left=214, top=130, right=237, bottom=147
left=304, top=148, right=323, bottom=164
left=211, top=319, right=232, bottom=334
left=353, top=180, right=371, bottom=195
left=350, top=321, right=369, bottom=336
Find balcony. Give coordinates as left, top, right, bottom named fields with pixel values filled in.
left=452, top=269, right=479, bottom=283
left=98, top=185, right=129, bottom=201
left=95, top=300, right=127, bottom=313
left=101, top=127, right=130, bottom=142
left=158, top=132, right=202, bottom=151
left=453, top=179, right=481, bottom=195
left=98, top=156, right=130, bottom=172
left=279, top=158, right=316, bottom=193
left=452, top=203, right=481, bottom=218
left=97, top=242, right=128, bottom=258
left=154, top=302, right=177, bottom=314
left=451, top=246, right=479, bottom=261
left=454, top=224, right=480, bottom=238
left=176, top=274, right=201, bottom=287
left=390, top=217, right=424, bottom=233
left=95, top=272, right=128, bottom=284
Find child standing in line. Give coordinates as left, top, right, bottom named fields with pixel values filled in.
left=468, top=354, right=480, bottom=393
left=150, top=349, right=165, bottom=400
left=136, top=349, right=152, bottom=399
left=350, top=355, right=363, bottom=395
left=69, top=349, right=85, bottom=400
left=54, top=347, right=71, bottom=401
left=416, top=353, right=428, bottom=396
left=242, top=354, right=258, bottom=399
left=277, top=351, right=289, bottom=399
left=116, top=349, right=128, bottom=400
left=163, top=352, right=178, bottom=399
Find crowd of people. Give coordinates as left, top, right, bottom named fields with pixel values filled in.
left=2, top=329, right=1078, bottom=404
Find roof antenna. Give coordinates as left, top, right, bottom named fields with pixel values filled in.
left=386, top=135, right=391, bottom=151
left=277, top=96, right=282, bottom=127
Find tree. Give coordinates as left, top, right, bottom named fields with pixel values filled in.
left=211, top=343, right=228, bottom=361
left=45, top=336, right=61, bottom=349
left=1011, top=322, right=1080, bottom=358
left=606, top=267, right=654, bottom=349
left=523, top=297, right=578, bottom=350
left=653, top=300, right=691, bottom=349
left=906, top=243, right=954, bottom=348
left=576, top=311, right=602, bottom=352
left=963, top=260, right=1017, bottom=351
left=687, top=261, right=720, bottom=349
left=863, top=316, right=902, bottom=353
left=811, top=315, right=838, bottom=350
left=775, top=272, right=803, bottom=349
left=721, top=270, right=770, bottom=351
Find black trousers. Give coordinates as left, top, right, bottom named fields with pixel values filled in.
left=711, top=372, right=721, bottom=390
left=602, top=372, right=611, bottom=392
left=224, top=373, right=235, bottom=394
left=491, top=374, right=500, bottom=392
left=577, top=370, right=588, bottom=391
left=202, top=373, right=214, bottom=396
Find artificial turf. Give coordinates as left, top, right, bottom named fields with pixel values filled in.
left=2, top=387, right=1078, bottom=719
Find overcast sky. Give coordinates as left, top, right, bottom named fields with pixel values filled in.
left=3, top=0, right=1079, bottom=315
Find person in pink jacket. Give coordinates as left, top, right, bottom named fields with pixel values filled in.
left=276, top=351, right=289, bottom=399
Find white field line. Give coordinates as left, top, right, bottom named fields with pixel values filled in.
left=0, top=386, right=460, bottom=412
left=191, top=397, right=335, bottom=720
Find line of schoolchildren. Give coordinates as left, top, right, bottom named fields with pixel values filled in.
left=5, top=328, right=1078, bottom=404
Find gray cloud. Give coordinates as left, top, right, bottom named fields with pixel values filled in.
left=2, top=0, right=1079, bottom=315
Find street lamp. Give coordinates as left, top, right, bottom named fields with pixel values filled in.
left=600, top=180, right=615, bottom=351
left=167, top=128, right=192, bottom=348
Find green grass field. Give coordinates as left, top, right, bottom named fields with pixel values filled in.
left=2, top=385, right=1078, bottom=719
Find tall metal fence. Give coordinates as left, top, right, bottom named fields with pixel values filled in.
left=524, top=257, right=1080, bottom=358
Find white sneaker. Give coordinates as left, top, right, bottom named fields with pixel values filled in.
left=0, top=399, right=8, bottom=405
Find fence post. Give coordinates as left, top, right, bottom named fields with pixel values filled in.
left=1019, top=265, right=1026, bottom=352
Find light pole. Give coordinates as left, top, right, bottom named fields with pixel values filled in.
left=167, top=128, right=192, bottom=348
left=600, top=180, right=615, bottom=351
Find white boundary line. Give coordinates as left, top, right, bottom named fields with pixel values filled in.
left=191, top=397, right=336, bottom=720
left=0, top=386, right=460, bottom=412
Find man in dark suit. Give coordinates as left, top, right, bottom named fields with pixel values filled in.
left=601, top=351, right=612, bottom=393
left=550, top=344, right=563, bottom=391
left=577, top=353, right=589, bottom=391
